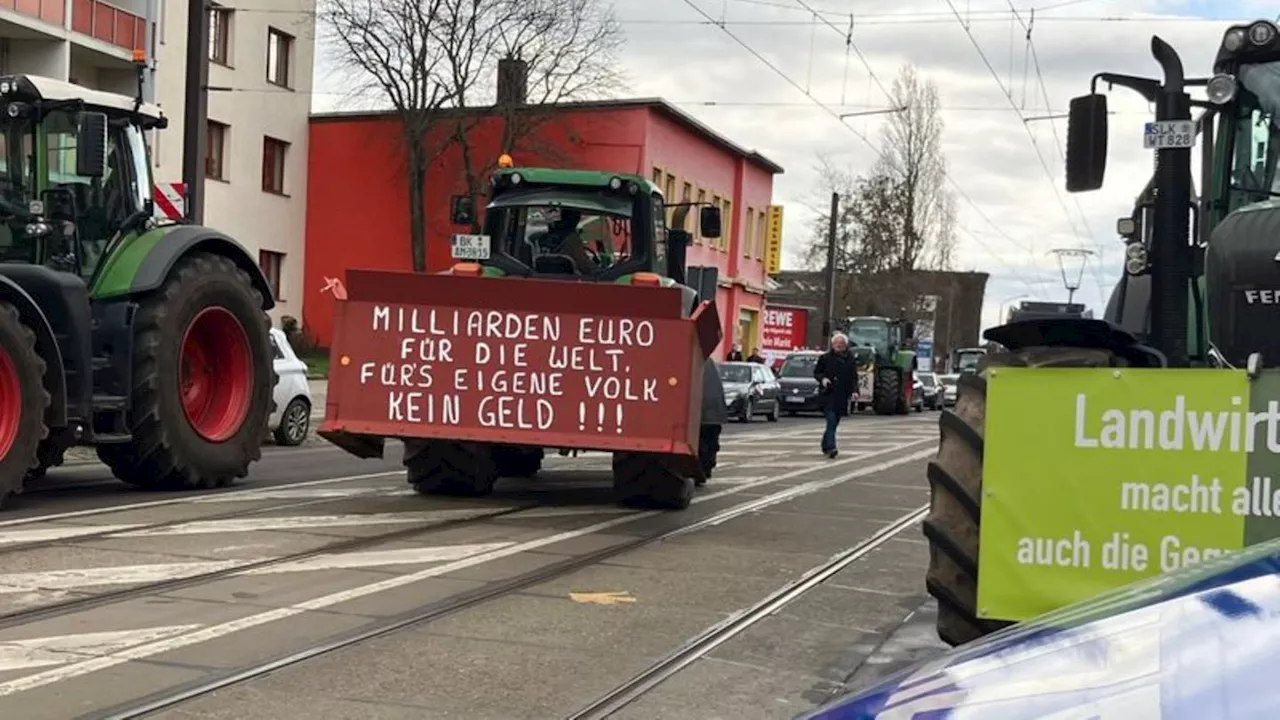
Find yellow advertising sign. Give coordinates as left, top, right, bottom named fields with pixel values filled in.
left=765, top=205, right=784, bottom=275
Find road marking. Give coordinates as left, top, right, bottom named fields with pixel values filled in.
left=0, top=626, right=202, bottom=672
left=513, top=507, right=636, bottom=519
left=0, top=525, right=145, bottom=546
left=0, top=542, right=518, bottom=593
left=0, top=471, right=404, bottom=530
left=190, top=487, right=412, bottom=503
left=110, top=510, right=491, bottom=537
left=569, top=591, right=636, bottom=606
left=0, top=438, right=935, bottom=697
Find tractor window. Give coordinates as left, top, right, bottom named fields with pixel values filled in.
left=495, top=202, right=634, bottom=275
left=0, top=120, right=34, bottom=263
left=651, top=193, right=667, bottom=267
left=43, top=111, right=136, bottom=278
left=848, top=320, right=889, bottom=350
left=1226, top=61, right=1280, bottom=212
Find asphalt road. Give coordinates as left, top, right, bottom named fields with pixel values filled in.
left=0, top=409, right=944, bottom=720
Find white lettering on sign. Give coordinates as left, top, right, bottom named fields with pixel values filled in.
left=1245, top=289, right=1280, bottom=305
left=763, top=309, right=793, bottom=328
left=355, top=305, right=669, bottom=435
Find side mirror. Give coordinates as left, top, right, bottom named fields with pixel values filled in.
left=1065, top=93, right=1108, bottom=192
left=75, top=111, right=108, bottom=178
left=450, top=195, right=474, bottom=225
left=667, top=229, right=691, bottom=286
left=700, top=206, right=722, bottom=239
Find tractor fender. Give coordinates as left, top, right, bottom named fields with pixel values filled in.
left=0, top=273, right=66, bottom=428
left=983, top=317, right=1166, bottom=368
left=100, top=225, right=275, bottom=310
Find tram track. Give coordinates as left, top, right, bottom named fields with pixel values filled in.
left=81, top=443, right=937, bottom=720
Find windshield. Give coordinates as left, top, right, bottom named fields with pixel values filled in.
left=778, top=354, right=818, bottom=378
left=920, top=374, right=936, bottom=387
left=1226, top=61, right=1280, bottom=211
left=486, top=189, right=640, bottom=275
left=940, top=375, right=958, bottom=387
left=718, top=364, right=752, bottom=383
left=848, top=319, right=889, bottom=350
left=956, top=352, right=983, bottom=371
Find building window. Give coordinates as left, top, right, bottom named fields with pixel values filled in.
left=652, top=167, right=663, bottom=185
left=711, top=195, right=722, bottom=250
left=262, top=136, right=289, bottom=194
left=756, top=212, right=767, bottom=262
left=695, top=188, right=706, bottom=243
left=208, top=5, right=232, bottom=66
left=267, top=27, right=294, bottom=88
left=259, top=250, right=284, bottom=300
left=744, top=208, right=755, bottom=258
left=722, top=198, right=733, bottom=251
left=206, top=121, right=228, bottom=180
left=682, top=182, right=692, bottom=202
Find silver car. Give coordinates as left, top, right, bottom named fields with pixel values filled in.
left=938, top=373, right=959, bottom=407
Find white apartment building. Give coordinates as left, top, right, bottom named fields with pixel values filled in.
left=0, top=0, right=316, bottom=324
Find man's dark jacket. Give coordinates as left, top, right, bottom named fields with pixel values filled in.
left=814, top=348, right=857, bottom=415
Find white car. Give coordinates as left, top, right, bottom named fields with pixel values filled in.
left=269, top=328, right=313, bottom=446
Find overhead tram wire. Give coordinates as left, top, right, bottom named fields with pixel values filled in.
left=668, top=99, right=1152, bottom=114
left=940, top=0, right=1106, bottom=303
left=1008, top=1, right=1110, bottom=304
left=673, top=0, right=1045, bottom=299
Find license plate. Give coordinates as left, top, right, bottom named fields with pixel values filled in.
left=1143, top=120, right=1196, bottom=150
left=785, top=396, right=806, bottom=403
left=450, top=234, right=491, bottom=260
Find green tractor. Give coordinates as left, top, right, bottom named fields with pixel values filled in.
left=923, top=19, right=1280, bottom=646
left=948, top=347, right=986, bottom=375
left=0, top=73, right=276, bottom=507
left=319, top=164, right=728, bottom=510
left=847, top=315, right=917, bottom=415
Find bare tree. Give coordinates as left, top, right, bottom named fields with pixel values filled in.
left=440, top=0, right=627, bottom=231
left=874, top=63, right=956, bottom=272
left=321, top=0, right=470, bottom=271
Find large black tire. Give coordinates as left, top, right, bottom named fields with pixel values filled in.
left=872, top=368, right=899, bottom=416
left=26, top=429, right=74, bottom=482
left=0, top=302, right=49, bottom=506
left=923, top=346, right=1127, bottom=647
left=98, top=253, right=274, bottom=490
left=612, top=452, right=695, bottom=510
left=492, top=446, right=543, bottom=478
left=405, top=440, right=498, bottom=497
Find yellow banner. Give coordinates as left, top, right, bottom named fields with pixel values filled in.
left=765, top=205, right=784, bottom=275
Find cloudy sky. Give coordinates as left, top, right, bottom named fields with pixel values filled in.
left=311, top=0, right=1269, bottom=333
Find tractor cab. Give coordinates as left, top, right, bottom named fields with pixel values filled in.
left=468, top=161, right=721, bottom=286
left=846, top=315, right=917, bottom=415
left=0, top=73, right=165, bottom=284
left=847, top=315, right=914, bottom=363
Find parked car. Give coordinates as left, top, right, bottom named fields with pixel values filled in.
left=917, top=372, right=942, bottom=410
left=939, top=373, right=959, bottom=407
left=718, top=361, right=781, bottom=422
left=774, top=350, right=824, bottom=415
left=911, top=376, right=925, bottom=412
left=269, top=328, right=313, bottom=446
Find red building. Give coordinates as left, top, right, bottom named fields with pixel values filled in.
left=303, top=98, right=783, bottom=357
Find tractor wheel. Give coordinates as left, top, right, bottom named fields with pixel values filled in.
left=405, top=439, right=498, bottom=497
left=872, top=368, right=899, bottom=416
left=0, top=302, right=48, bottom=506
left=612, top=452, right=694, bottom=510
left=696, top=423, right=722, bottom=486
left=492, top=446, right=543, bottom=479
left=25, top=429, right=75, bottom=482
left=924, top=345, right=1127, bottom=647
left=98, top=253, right=274, bottom=490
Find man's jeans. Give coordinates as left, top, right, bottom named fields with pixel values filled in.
left=821, top=406, right=841, bottom=454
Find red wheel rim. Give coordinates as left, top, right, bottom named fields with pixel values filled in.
left=180, top=307, right=253, bottom=442
left=0, top=347, right=20, bottom=458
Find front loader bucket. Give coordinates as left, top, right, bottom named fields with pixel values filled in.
left=318, top=270, right=709, bottom=458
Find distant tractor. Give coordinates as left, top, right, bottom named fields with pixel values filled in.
left=847, top=316, right=917, bottom=415
left=948, top=347, right=986, bottom=374
left=319, top=162, right=727, bottom=510
left=0, top=69, right=276, bottom=507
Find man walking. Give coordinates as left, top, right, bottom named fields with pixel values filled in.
left=814, top=332, right=857, bottom=458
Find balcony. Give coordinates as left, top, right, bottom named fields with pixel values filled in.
left=71, top=0, right=145, bottom=52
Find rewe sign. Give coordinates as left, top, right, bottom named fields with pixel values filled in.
left=761, top=306, right=807, bottom=351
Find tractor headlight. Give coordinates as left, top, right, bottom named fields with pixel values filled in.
left=608, top=176, right=622, bottom=190
left=1249, top=21, right=1277, bottom=46
left=509, top=172, right=522, bottom=185
left=1224, top=28, right=1246, bottom=53
left=1207, top=74, right=1238, bottom=105
left=0, top=82, right=10, bottom=94
left=1116, top=216, right=1136, bottom=237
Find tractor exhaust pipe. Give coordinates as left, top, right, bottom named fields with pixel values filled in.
left=1149, top=36, right=1193, bottom=367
